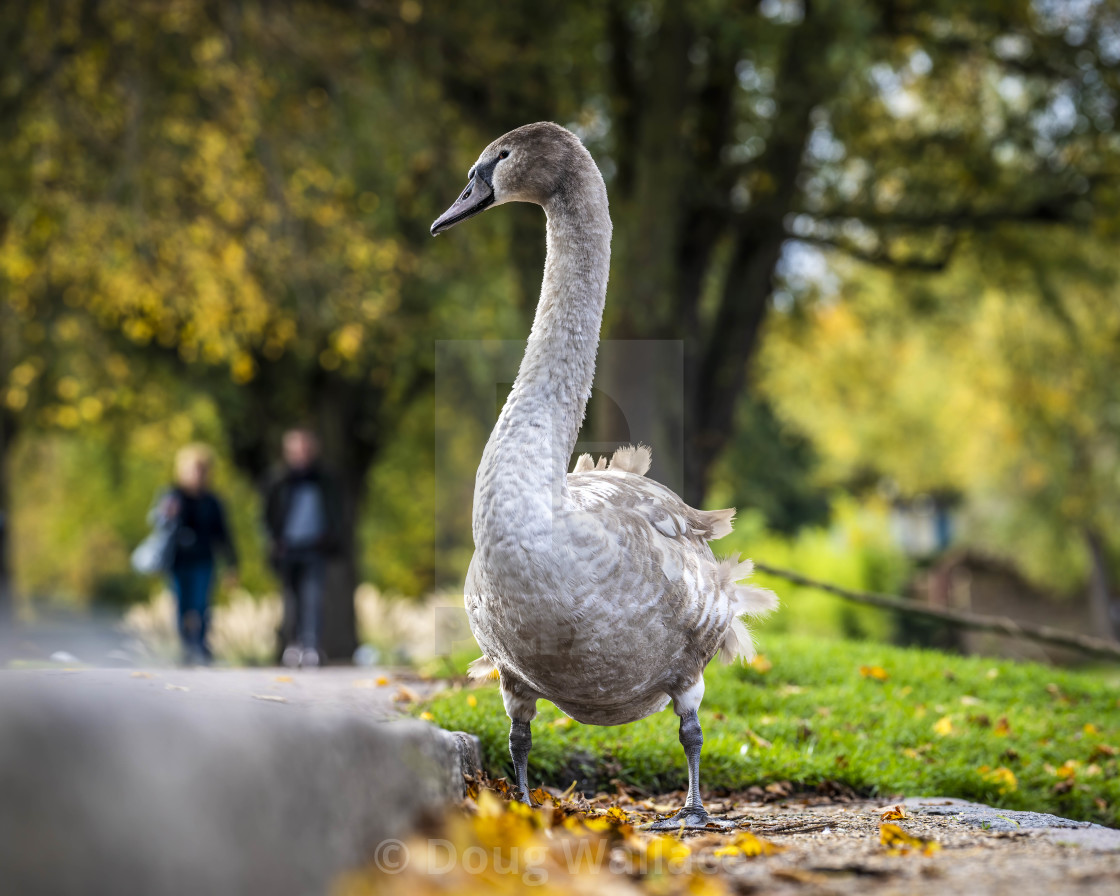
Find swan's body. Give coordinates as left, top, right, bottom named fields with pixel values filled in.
left=432, top=122, right=776, bottom=828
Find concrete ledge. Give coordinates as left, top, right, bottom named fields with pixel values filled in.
left=0, top=673, right=480, bottom=896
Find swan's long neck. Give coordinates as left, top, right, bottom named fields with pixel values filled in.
left=474, top=162, right=612, bottom=541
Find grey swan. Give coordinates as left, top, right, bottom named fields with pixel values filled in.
left=431, top=122, right=777, bottom=830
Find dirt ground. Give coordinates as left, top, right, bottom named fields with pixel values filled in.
left=599, top=788, right=1120, bottom=895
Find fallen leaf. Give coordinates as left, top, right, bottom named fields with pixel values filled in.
left=712, top=831, right=783, bottom=858
left=860, top=665, right=889, bottom=681
left=376, top=675, right=390, bottom=686
left=879, top=804, right=907, bottom=821
left=393, top=686, right=421, bottom=703
left=1090, top=744, right=1119, bottom=759
left=933, top=715, right=954, bottom=737
left=419, top=711, right=434, bottom=721
left=994, top=716, right=1012, bottom=737
left=274, top=675, right=294, bottom=683
left=749, top=654, right=773, bottom=673
left=978, top=765, right=1018, bottom=794
left=1084, top=723, right=1100, bottom=736
left=530, top=787, right=548, bottom=805
left=880, top=823, right=940, bottom=857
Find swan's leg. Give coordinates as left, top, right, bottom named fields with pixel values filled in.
left=500, top=671, right=539, bottom=805
left=644, top=685, right=735, bottom=832
left=509, top=719, right=533, bottom=805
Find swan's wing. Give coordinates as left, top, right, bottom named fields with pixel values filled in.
left=567, top=446, right=777, bottom=663
left=567, top=468, right=732, bottom=552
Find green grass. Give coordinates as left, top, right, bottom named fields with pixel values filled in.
left=421, top=634, right=1120, bottom=827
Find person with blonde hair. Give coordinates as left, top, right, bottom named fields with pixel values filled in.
left=153, top=444, right=238, bottom=664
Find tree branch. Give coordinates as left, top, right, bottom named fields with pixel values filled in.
left=755, top=563, right=1120, bottom=660
left=792, top=233, right=956, bottom=271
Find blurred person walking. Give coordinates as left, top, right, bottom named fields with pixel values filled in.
left=153, top=444, right=239, bottom=665
left=264, top=429, right=341, bottom=668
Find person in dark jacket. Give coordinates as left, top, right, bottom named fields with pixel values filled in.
left=154, top=444, right=238, bottom=665
left=264, top=429, right=341, bottom=668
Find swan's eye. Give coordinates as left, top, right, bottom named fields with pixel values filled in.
left=498, top=150, right=510, bottom=160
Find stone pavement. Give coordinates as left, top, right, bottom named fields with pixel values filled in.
left=0, top=665, right=476, bottom=896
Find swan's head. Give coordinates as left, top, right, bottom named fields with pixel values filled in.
left=431, top=122, right=586, bottom=236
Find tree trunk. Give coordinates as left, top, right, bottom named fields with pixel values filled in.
left=1084, top=528, right=1120, bottom=642
left=0, top=417, right=13, bottom=631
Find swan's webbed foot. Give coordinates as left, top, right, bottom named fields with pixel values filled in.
left=642, top=807, right=736, bottom=832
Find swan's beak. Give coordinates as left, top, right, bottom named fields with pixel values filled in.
left=431, top=174, right=495, bottom=235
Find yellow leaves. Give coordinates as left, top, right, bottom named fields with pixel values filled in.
left=418, top=711, right=434, bottom=721
left=1084, top=723, right=1100, bottom=737
left=978, top=765, right=1018, bottom=794
left=994, top=716, right=1012, bottom=737
left=711, top=831, right=783, bottom=858
left=334, top=323, right=365, bottom=361
left=879, top=804, right=907, bottom=821
left=860, top=664, right=889, bottom=681
left=879, top=824, right=940, bottom=856
left=4, top=388, right=29, bottom=412
left=932, top=715, right=955, bottom=737
left=230, top=353, right=256, bottom=385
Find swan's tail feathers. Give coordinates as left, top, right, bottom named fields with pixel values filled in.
left=574, top=453, right=609, bottom=472
left=467, top=655, right=500, bottom=681
left=694, top=507, right=735, bottom=541
left=608, top=444, right=652, bottom=476
left=717, top=555, right=779, bottom=664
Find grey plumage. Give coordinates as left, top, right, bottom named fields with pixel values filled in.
left=432, top=122, right=777, bottom=828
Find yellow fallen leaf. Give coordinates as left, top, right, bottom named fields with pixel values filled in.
left=1054, top=760, right=1079, bottom=780
left=376, top=675, right=389, bottom=686
left=274, top=675, right=294, bottom=683
left=879, top=804, right=907, bottom=821
left=419, top=711, right=434, bottom=721
left=860, top=665, right=889, bottom=681
left=529, top=786, right=548, bottom=805
left=605, top=806, right=629, bottom=824
left=994, top=716, right=1012, bottom=737
left=978, top=765, right=1018, bottom=794
left=712, top=831, right=783, bottom=858
left=1084, top=723, right=1100, bottom=736
left=749, top=654, right=773, bottom=673
left=933, top=715, right=954, bottom=737
left=880, top=823, right=940, bottom=856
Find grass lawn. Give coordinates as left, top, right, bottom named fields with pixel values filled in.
left=421, top=634, right=1120, bottom=827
